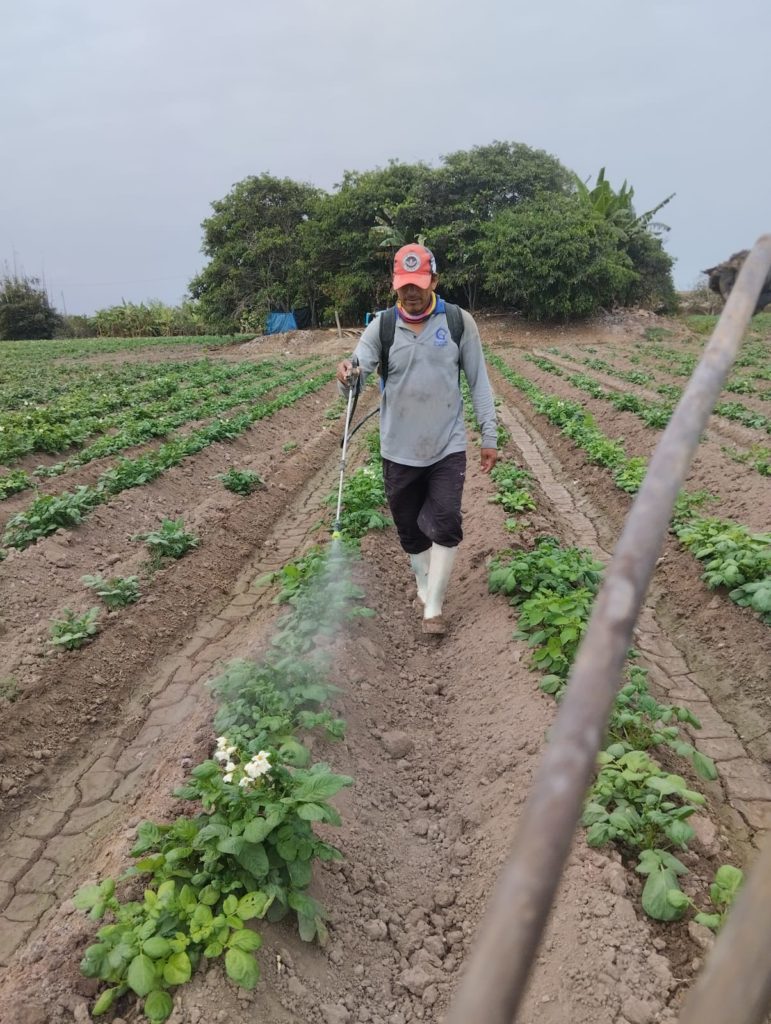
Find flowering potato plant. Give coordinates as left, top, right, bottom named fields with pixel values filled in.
left=209, top=659, right=345, bottom=768
left=76, top=746, right=351, bottom=1021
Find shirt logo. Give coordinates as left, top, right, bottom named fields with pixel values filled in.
left=435, top=328, right=447, bottom=346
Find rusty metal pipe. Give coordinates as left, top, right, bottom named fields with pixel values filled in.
left=677, top=833, right=771, bottom=1024
left=445, top=234, right=771, bottom=1024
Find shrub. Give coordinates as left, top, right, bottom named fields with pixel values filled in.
left=0, top=272, right=60, bottom=340
left=479, top=194, right=638, bottom=319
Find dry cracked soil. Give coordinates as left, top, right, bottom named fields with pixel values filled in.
left=0, top=316, right=769, bottom=1024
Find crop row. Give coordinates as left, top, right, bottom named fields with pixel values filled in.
left=69, top=428, right=391, bottom=1021
left=1, top=372, right=335, bottom=553
left=0, top=333, right=246, bottom=368
left=486, top=453, right=742, bottom=927
left=486, top=351, right=771, bottom=625
left=529, top=354, right=771, bottom=437
left=0, top=357, right=206, bottom=412
left=0, top=357, right=324, bottom=467
left=0, top=359, right=325, bottom=499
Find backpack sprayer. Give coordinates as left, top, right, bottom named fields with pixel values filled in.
left=332, top=356, right=361, bottom=538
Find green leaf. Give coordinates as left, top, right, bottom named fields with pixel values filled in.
left=127, top=953, right=157, bottom=997
left=217, top=835, right=245, bottom=856
left=243, top=812, right=284, bottom=844
left=225, top=947, right=261, bottom=990
left=134, top=855, right=166, bottom=873
left=238, top=891, right=272, bottom=921
left=237, top=842, right=270, bottom=880
left=539, top=674, right=563, bottom=695
left=204, top=941, right=224, bottom=958
left=228, top=928, right=263, bottom=952
left=143, top=936, right=171, bottom=960
left=641, top=869, right=685, bottom=921
left=222, top=895, right=239, bottom=916
left=91, top=988, right=118, bottom=1016
left=292, top=767, right=353, bottom=802
left=714, top=864, right=743, bottom=894
left=694, top=912, right=721, bottom=931
left=144, top=990, right=174, bottom=1023
left=692, top=751, right=718, bottom=781
left=278, top=738, right=311, bottom=767
left=665, top=819, right=695, bottom=848
left=298, top=913, right=317, bottom=942
left=198, top=886, right=219, bottom=906
left=666, top=888, right=691, bottom=910
left=288, top=890, right=322, bottom=920
left=163, top=951, right=192, bottom=986
left=296, top=802, right=327, bottom=821
left=73, top=884, right=102, bottom=911
left=195, top=823, right=229, bottom=844
left=287, top=858, right=313, bottom=888
left=98, top=878, right=115, bottom=899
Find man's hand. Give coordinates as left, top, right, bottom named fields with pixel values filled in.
left=336, top=359, right=354, bottom=386
left=481, top=448, right=498, bottom=474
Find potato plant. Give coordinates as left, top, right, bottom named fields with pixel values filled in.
left=217, top=468, right=263, bottom=495
left=82, top=574, right=140, bottom=609
left=50, top=607, right=100, bottom=649
left=134, top=519, right=199, bottom=565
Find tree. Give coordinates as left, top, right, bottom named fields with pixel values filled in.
left=0, top=272, right=60, bottom=340
left=573, top=168, right=676, bottom=311
left=426, top=142, right=574, bottom=309
left=478, top=194, right=638, bottom=320
left=189, top=143, right=675, bottom=327
left=190, top=174, right=323, bottom=331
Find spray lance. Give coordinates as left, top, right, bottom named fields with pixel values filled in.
left=332, top=355, right=361, bottom=538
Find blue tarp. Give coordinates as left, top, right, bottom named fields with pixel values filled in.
left=266, top=311, right=297, bottom=335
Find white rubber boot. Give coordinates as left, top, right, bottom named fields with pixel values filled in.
left=422, top=543, right=458, bottom=634
left=409, top=549, right=431, bottom=607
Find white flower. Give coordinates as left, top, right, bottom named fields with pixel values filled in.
left=225, top=761, right=236, bottom=773
left=214, top=749, right=229, bottom=762
left=216, top=736, right=229, bottom=748
left=238, top=776, right=252, bottom=788
left=223, top=772, right=234, bottom=783
left=244, top=751, right=271, bottom=779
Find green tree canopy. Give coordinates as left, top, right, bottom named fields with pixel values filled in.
left=190, top=174, right=323, bottom=330
left=478, top=194, right=638, bottom=320
left=189, top=143, right=675, bottom=327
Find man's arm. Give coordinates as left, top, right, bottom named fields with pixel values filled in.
left=458, top=311, right=498, bottom=471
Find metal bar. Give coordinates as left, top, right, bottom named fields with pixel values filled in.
left=678, top=833, right=771, bottom=1024
left=445, top=234, right=771, bottom=1024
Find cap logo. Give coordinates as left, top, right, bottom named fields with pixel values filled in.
left=402, top=252, right=421, bottom=272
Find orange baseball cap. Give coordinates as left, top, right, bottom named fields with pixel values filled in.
left=393, top=244, right=437, bottom=290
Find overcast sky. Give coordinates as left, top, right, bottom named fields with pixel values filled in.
left=2, top=0, right=769, bottom=315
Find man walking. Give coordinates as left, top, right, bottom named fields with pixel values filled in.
left=336, top=243, right=498, bottom=634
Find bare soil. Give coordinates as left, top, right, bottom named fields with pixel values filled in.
left=0, top=315, right=769, bottom=1024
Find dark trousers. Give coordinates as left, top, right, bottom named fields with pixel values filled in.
left=382, top=452, right=466, bottom=554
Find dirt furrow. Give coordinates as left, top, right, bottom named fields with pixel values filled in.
left=533, top=348, right=767, bottom=453
left=491, top=364, right=771, bottom=791
left=0, top=382, right=379, bottom=817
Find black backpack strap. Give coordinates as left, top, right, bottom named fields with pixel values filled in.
left=444, top=302, right=465, bottom=347
left=378, top=307, right=398, bottom=386
left=379, top=303, right=464, bottom=386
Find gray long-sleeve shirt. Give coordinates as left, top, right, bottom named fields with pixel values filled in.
left=345, top=303, right=498, bottom=467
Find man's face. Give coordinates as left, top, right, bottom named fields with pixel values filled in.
left=395, top=275, right=439, bottom=315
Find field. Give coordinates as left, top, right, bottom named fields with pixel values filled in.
left=0, top=316, right=769, bottom=1024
